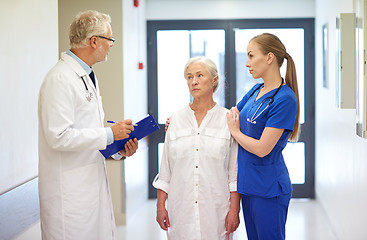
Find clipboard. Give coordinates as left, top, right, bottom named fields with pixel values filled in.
left=100, top=115, right=160, bottom=159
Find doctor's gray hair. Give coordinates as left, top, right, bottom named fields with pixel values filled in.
left=69, top=10, right=111, bottom=49
left=184, top=56, right=219, bottom=92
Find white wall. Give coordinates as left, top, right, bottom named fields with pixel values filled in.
left=146, top=0, right=315, bottom=20
left=0, top=0, right=57, bottom=238
left=315, top=0, right=367, bottom=239
left=0, top=0, right=58, bottom=194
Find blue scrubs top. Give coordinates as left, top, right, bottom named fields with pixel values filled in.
left=236, top=83, right=298, bottom=198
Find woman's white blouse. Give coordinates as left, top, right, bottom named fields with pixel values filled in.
left=153, top=104, right=238, bottom=240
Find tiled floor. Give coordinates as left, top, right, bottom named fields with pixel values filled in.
left=14, top=199, right=337, bottom=240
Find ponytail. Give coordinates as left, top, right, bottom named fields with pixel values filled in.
left=285, top=53, right=300, bottom=141
left=251, top=33, right=300, bottom=141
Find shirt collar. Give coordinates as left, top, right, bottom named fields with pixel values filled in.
left=66, top=49, right=92, bottom=75
left=187, top=103, right=218, bottom=115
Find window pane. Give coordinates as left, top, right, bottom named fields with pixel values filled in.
left=157, top=30, right=225, bottom=123
left=157, top=31, right=190, bottom=123
left=283, top=142, right=305, bottom=184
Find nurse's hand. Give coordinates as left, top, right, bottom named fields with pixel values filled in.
left=230, top=106, right=240, bottom=114
left=119, top=138, right=138, bottom=157
left=156, top=205, right=170, bottom=231
left=111, top=119, right=134, bottom=140
left=225, top=209, right=240, bottom=235
left=226, top=108, right=241, bottom=135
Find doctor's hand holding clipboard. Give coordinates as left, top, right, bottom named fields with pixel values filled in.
left=109, top=119, right=139, bottom=157
left=101, top=115, right=160, bottom=159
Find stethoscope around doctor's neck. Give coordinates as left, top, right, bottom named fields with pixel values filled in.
left=246, top=81, right=283, bottom=124
left=80, top=76, right=93, bottom=102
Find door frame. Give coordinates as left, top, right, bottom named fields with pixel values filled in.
left=147, top=18, right=315, bottom=198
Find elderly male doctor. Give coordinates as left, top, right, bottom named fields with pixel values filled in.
left=38, top=10, right=138, bottom=240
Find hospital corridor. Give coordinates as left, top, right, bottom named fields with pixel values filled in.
left=14, top=199, right=337, bottom=240
left=1, top=0, right=367, bottom=240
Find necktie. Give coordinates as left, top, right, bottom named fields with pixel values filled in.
left=89, top=71, right=96, bottom=88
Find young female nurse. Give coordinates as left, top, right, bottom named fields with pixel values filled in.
left=226, top=33, right=300, bottom=240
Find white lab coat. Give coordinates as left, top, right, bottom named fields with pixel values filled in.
left=153, top=104, right=238, bottom=240
left=38, top=52, right=115, bottom=240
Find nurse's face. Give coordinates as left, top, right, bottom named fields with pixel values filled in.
left=186, top=62, right=217, bottom=99
left=246, top=41, right=269, bottom=79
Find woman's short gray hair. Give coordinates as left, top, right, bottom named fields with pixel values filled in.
left=69, top=10, right=111, bottom=49
left=184, top=56, right=219, bottom=92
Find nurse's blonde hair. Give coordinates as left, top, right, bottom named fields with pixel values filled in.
left=183, top=56, right=219, bottom=92
left=251, top=33, right=300, bottom=141
left=69, top=10, right=111, bottom=49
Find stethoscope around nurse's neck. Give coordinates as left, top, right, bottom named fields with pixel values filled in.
left=246, top=81, right=284, bottom=124
left=80, top=76, right=93, bottom=102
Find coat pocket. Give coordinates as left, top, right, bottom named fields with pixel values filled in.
left=62, top=162, right=99, bottom=212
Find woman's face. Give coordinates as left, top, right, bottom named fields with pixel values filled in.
left=246, top=41, right=269, bottom=79
left=186, top=62, right=216, bottom=99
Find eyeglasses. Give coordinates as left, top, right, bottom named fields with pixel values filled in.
left=94, top=35, right=115, bottom=43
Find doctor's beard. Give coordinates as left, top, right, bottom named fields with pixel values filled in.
left=95, top=46, right=109, bottom=63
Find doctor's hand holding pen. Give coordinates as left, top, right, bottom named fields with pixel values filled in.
left=110, top=119, right=135, bottom=140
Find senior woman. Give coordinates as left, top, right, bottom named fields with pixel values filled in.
left=153, top=56, right=240, bottom=240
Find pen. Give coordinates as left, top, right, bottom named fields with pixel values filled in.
left=107, top=120, right=138, bottom=126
